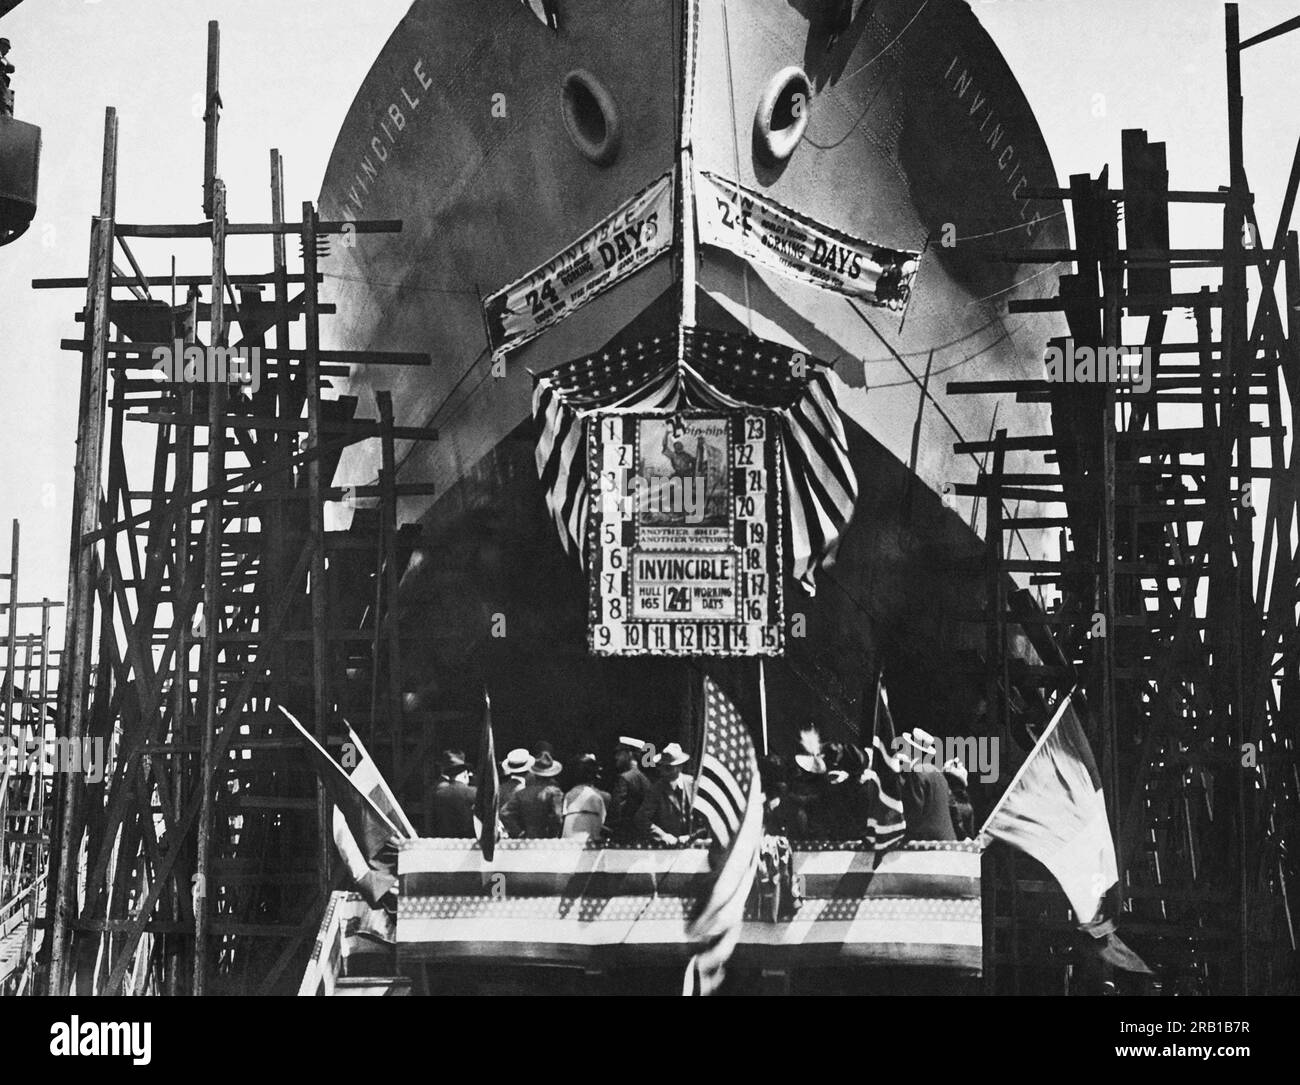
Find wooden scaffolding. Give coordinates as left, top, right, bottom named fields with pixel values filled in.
left=0, top=520, right=63, bottom=994
left=962, top=5, right=1299, bottom=994
left=31, top=23, right=433, bottom=995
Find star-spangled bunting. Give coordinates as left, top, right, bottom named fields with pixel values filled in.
left=532, top=326, right=859, bottom=593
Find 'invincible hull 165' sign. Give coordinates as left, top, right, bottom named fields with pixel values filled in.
left=587, top=410, right=783, bottom=657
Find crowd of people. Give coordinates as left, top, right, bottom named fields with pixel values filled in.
left=429, top=737, right=707, bottom=844
left=762, top=726, right=974, bottom=842
left=428, top=727, right=976, bottom=846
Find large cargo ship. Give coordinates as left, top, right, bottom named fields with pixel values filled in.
left=316, top=0, right=1067, bottom=777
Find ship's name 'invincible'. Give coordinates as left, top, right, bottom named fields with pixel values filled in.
left=634, top=556, right=734, bottom=581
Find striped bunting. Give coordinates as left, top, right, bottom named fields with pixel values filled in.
left=398, top=838, right=980, bottom=900
left=531, top=327, right=860, bottom=593
left=395, top=840, right=982, bottom=973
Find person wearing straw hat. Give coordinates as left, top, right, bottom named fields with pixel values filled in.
left=499, top=747, right=534, bottom=807
left=635, top=742, right=697, bottom=845
left=899, top=729, right=956, bottom=842
left=609, top=735, right=652, bottom=843
left=792, top=727, right=834, bottom=839
left=501, top=748, right=564, bottom=838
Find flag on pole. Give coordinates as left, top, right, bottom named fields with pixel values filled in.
left=281, top=707, right=415, bottom=905
left=476, top=689, right=499, bottom=862
left=339, top=718, right=417, bottom=840
left=684, top=677, right=764, bottom=995
left=862, top=673, right=907, bottom=851
left=978, top=689, right=1118, bottom=922
left=519, top=0, right=559, bottom=31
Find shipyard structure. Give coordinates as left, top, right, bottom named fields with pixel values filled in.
left=0, top=1, right=1296, bottom=997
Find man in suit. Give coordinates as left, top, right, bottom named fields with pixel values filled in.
left=635, top=743, right=697, bottom=845
left=499, top=747, right=534, bottom=806
left=899, top=729, right=957, bottom=842
left=793, top=729, right=834, bottom=839
left=500, top=750, right=564, bottom=838
left=759, top=754, right=808, bottom=840
left=430, top=749, right=476, bottom=838
left=943, top=757, right=975, bottom=840
left=608, top=735, right=652, bottom=843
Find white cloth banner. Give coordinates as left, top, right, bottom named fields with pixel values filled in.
left=484, top=173, right=674, bottom=356
left=694, top=170, right=920, bottom=310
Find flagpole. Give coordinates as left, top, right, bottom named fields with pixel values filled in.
left=758, top=657, right=769, bottom=755
left=976, top=686, right=1077, bottom=835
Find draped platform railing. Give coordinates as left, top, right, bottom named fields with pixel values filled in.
left=395, top=838, right=983, bottom=973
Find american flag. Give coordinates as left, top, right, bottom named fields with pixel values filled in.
left=684, top=676, right=764, bottom=995
left=863, top=673, right=907, bottom=851
left=531, top=326, right=859, bottom=592
left=475, top=689, right=498, bottom=862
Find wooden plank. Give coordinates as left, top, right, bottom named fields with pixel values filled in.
left=1021, top=186, right=1235, bottom=204
left=114, top=219, right=401, bottom=238
left=1010, top=290, right=1222, bottom=312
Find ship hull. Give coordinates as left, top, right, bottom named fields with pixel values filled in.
left=317, top=0, right=1067, bottom=773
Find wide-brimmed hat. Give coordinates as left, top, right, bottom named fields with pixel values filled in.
left=617, top=735, right=647, bottom=751
left=440, top=749, right=467, bottom=772
left=531, top=750, right=564, bottom=777
left=902, top=728, right=938, bottom=758
left=656, top=742, right=689, bottom=767
left=942, top=757, right=968, bottom=786
left=794, top=727, right=827, bottom=775
left=500, top=748, right=534, bottom=775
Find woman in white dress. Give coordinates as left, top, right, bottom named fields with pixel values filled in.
left=561, top=754, right=610, bottom=841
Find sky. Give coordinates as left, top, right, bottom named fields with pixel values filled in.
left=0, top=0, right=1297, bottom=634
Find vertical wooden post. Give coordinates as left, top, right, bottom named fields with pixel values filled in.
left=0, top=521, right=18, bottom=895
left=377, top=391, right=404, bottom=771
left=1098, top=172, right=1122, bottom=923
left=48, top=106, right=117, bottom=997
left=268, top=151, right=290, bottom=722
left=194, top=178, right=228, bottom=996
left=985, top=432, right=1013, bottom=992
left=4, top=522, right=17, bottom=731
left=202, top=22, right=220, bottom=220
left=301, top=200, right=331, bottom=898
left=1224, top=3, right=1251, bottom=995
left=23, top=598, right=53, bottom=977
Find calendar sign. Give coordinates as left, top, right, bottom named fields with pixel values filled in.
left=587, top=409, right=783, bottom=657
